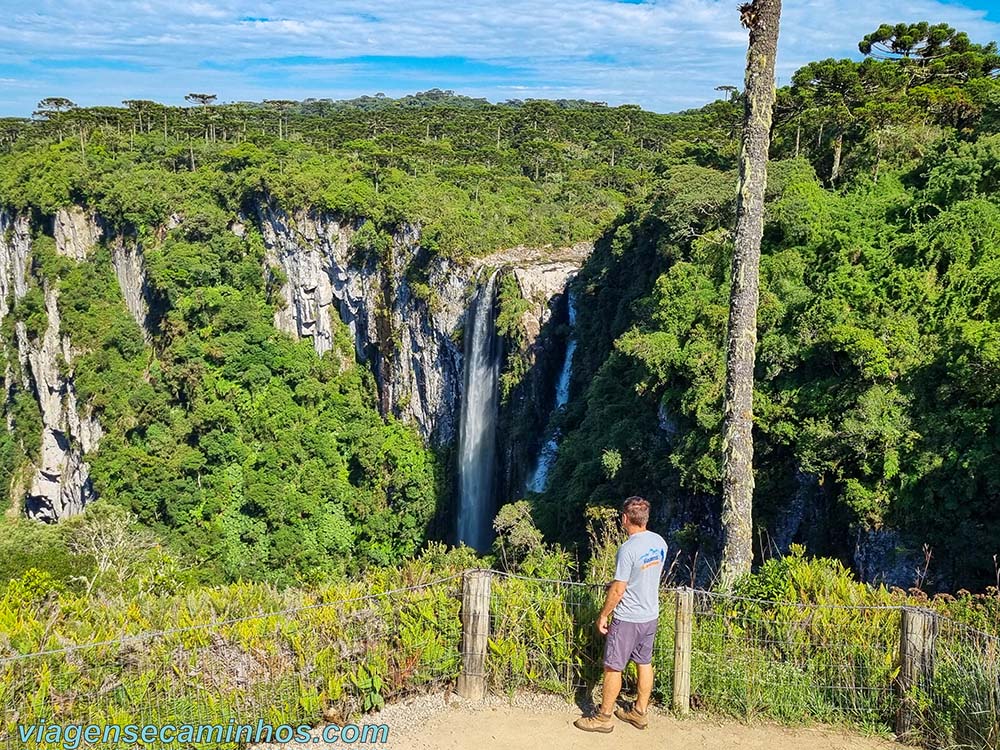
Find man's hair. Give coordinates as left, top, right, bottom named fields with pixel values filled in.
left=622, top=496, right=650, bottom=527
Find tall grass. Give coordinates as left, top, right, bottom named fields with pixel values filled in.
left=3, top=542, right=998, bottom=749
left=0, top=547, right=470, bottom=749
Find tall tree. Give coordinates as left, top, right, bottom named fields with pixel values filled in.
left=719, top=0, right=782, bottom=588
left=264, top=99, right=296, bottom=140
left=859, top=22, right=1000, bottom=84
left=184, top=93, right=217, bottom=107
left=33, top=97, right=76, bottom=118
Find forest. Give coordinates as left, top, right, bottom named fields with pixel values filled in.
left=1, top=21, right=999, bottom=594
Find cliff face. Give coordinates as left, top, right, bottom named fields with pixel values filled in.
left=256, top=203, right=467, bottom=445
left=110, top=235, right=154, bottom=340
left=493, top=244, right=591, bottom=499
left=1, top=209, right=103, bottom=521
left=2, top=198, right=589, bottom=521
left=257, top=200, right=591, bottom=450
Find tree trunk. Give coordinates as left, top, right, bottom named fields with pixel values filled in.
left=720, top=0, right=782, bottom=589
left=873, top=132, right=883, bottom=182
left=830, top=132, right=843, bottom=185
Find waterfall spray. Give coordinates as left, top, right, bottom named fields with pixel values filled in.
left=456, top=270, right=502, bottom=550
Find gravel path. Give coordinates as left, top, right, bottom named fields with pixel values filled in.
left=253, top=692, right=900, bottom=750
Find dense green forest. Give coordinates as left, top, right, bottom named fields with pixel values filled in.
left=540, top=23, right=1000, bottom=587
left=2, top=21, right=1000, bottom=591
left=0, top=87, right=715, bottom=587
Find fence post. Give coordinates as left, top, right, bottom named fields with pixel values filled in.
left=457, top=569, right=492, bottom=701
left=896, top=607, right=936, bottom=738
left=672, top=587, right=694, bottom=714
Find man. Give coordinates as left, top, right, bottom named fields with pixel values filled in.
left=574, top=496, right=667, bottom=733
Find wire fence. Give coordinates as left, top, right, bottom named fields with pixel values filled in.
left=689, top=589, right=900, bottom=727
left=927, top=617, right=1000, bottom=749
left=1, top=575, right=464, bottom=750
left=484, top=572, right=999, bottom=749
left=2, top=569, right=999, bottom=749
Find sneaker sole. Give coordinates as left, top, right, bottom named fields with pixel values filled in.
left=614, top=710, right=648, bottom=730
left=574, top=722, right=614, bottom=733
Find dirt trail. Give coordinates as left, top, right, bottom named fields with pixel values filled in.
left=385, top=696, right=898, bottom=750
left=254, top=693, right=899, bottom=750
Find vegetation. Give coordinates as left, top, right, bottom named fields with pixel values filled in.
left=536, top=22, right=1000, bottom=590
left=2, top=16, right=1000, bottom=750
left=1, top=474, right=997, bottom=748
left=0, top=4, right=997, bottom=650
left=0, top=88, right=731, bottom=584
left=1, top=538, right=475, bottom=749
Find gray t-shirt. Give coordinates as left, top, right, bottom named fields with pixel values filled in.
left=613, top=530, right=668, bottom=623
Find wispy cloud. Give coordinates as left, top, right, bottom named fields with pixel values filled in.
left=1, top=0, right=999, bottom=115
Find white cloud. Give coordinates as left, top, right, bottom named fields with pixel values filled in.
left=0, top=0, right=998, bottom=114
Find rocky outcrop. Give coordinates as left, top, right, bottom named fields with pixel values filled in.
left=492, top=245, right=591, bottom=498
left=0, top=212, right=30, bottom=321
left=110, top=237, right=153, bottom=339
left=1, top=209, right=102, bottom=521
left=18, top=284, right=103, bottom=520
left=53, top=206, right=100, bottom=261
left=488, top=243, right=591, bottom=345
left=257, top=204, right=465, bottom=444
left=854, top=527, right=924, bottom=589
left=257, top=201, right=590, bottom=447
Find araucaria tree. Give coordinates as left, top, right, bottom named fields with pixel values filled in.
left=720, top=0, right=782, bottom=588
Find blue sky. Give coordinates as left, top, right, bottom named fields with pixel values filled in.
left=2, top=0, right=1000, bottom=116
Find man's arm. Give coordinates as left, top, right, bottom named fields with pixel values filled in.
left=596, top=580, right=627, bottom=635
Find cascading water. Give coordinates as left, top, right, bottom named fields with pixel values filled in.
left=526, top=290, right=577, bottom=493
left=456, top=270, right=502, bottom=550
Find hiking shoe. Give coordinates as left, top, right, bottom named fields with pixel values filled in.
left=574, top=712, right=614, bottom=733
left=615, top=705, right=649, bottom=730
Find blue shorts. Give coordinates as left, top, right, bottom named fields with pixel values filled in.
left=603, top=617, right=658, bottom=671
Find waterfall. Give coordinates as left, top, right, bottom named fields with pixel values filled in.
left=456, top=270, right=502, bottom=550
left=526, top=290, right=577, bottom=493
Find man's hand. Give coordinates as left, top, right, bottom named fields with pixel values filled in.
left=597, top=580, right=626, bottom=636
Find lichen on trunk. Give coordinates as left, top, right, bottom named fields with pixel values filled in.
left=720, top=0, right=782, bottom=588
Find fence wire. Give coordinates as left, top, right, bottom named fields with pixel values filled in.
left=3, top=569, right=999, bottom=750
left=481, top=574, right=999, bottom=749
left=926, top=616, right=1000, bottom=749
left=689, top=589, right=899, bottom=727
left=0, top=576, right=463, bottom=750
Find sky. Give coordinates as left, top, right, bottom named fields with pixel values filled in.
left=2, top=0, right=1000, bottom=116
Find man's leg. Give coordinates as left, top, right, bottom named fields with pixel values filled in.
left=635, top=663, right=653, bottom=713
left=599, top=666, right=623, bottom=715
left=615, top=620, right=657, bottom=729
left=575, top=621, right=630, bottom=732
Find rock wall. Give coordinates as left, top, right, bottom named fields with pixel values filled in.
left=1, top=209, right=102, bottom=520
left=110, top=236, right=154, bottom=339
left=854, top=527, right=925, bottom=589
left=493, top=245, right=591, bottom=499
left=53, top=206, right=100, bottom=262
left=256, top=200, right=591, bottom=448
left=256, top=203, right=467, bottom=445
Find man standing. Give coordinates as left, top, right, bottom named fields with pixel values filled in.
left=575, top=496, right=667, bottom=733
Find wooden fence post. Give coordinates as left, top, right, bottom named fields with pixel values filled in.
left=457, top=569, right=492, bottom=701
left=672, top=587, right=694, bottom=714
left=896, top=607, right=937, bottom=738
